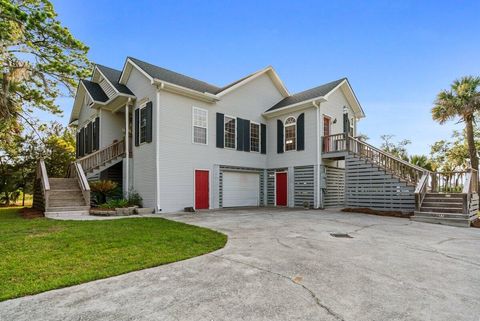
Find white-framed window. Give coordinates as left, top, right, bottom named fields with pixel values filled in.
left=139, top=105, right=148, bottom=144
left=192, top=107, right=208, bottom=145
left=250, top=122, right=260, bottom=152
left=350, top=117, right=354, bottom=136
left=224, top=115, right=236, bottom=149
left=284, top=116, right=296, bottom=151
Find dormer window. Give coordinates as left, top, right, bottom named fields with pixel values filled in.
left=284, top=116, right=296, bottom=151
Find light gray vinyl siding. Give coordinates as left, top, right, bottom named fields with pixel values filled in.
left=125, top=67, right=157, bottom=209
left=100, top=110, right=124, bottom=148
left=266, top=108, right=318, bottom=169
left=157, top=73, right=283, bottom=212
left=77, top=99, right=98, bottom=129
left=319, top=88, right=357, bottom=142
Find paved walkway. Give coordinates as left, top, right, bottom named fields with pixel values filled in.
left=1, top=209, right=479, bottom=321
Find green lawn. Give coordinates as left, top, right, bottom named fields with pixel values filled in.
left=0, top=207, right=227, bottom=301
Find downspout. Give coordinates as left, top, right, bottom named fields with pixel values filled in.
left=313, top=100, right=321, bottom=209
left=155, top=83, right=164, bottom=212
left=125, top=99, right=130, bottom=198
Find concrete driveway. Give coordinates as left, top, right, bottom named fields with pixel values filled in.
left=1, top=209, right=479, bottom=321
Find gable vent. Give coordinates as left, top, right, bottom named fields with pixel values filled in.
left=99, top=78, right=116, bottom=98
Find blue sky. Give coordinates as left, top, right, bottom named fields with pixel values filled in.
left=49, top=0, right=480, bottom=155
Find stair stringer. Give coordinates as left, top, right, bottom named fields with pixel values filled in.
left=85, top=155, right=124, bottom=179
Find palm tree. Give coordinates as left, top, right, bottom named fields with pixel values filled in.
left=432, top=76, right=480, bottom=171
left=409, top=154, right=433, bottom=171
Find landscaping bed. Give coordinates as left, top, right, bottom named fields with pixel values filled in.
left=0, top=207, right=227, bottom=301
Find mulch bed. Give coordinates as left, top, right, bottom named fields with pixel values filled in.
left=341, top=207, right=413, bottom=218
left=18, top=207, right=45, bottom=219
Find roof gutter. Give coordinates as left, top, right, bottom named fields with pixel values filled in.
left=152, top=78, right=219, bottom=103
left=262, top=97, right=328, bottom=118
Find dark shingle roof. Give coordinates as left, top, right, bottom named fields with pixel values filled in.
left=128, top=57, right=221, bottom=94
left=266, top=78, right=346, bottom=112
left=81, top=80, right=108, bottom=102
left=96, top=64, right=134, bottom=95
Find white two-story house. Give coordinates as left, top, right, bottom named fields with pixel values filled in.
left=69, top=57, right=367, bottom=213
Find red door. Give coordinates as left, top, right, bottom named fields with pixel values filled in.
left=323, top=117, right=331, bottom=152
left=276, top=172, right=288, bottom=206
left=195, top=170, right=209, bottom=209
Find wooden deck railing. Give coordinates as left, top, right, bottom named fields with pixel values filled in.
left=322, top=133, right=479, bottom=213
left=76, top=139, right=126, bottom=173
left=322, top=133, right=426, bottom=185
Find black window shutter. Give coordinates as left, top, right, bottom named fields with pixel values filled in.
left=134, top=108, right=140, bottom=146
left=94, top=117, right=100, bottom=150
left=261, top=124, right=266, bottom=154
left=343, top=113, right=349, bottom=134
left=277, top=119, right=284, bottom=154
left=237, top=118, right=244, bottom=151
left=83, top=126, right=88, bottom=155
left=146, top=102, right=153, bottom=143
left=86, top=122, right=92, bottom=154
left=216, top=113, right=224, bottom=148
left=243, top=119, right=250, bottom=152
left=297, top=113, right=305, bottom=151
left=75, top=132, right=79, bottom=158
left=79, top=128, right=84, bottom=157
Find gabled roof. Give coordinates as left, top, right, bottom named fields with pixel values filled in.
left=120, top=57, right=290, bottom=99
left=266, top=78, right=346, bottom=112
left=264, top=77, right=365, bottom=118
left=215, top=66, right=289, bottom=98
left=81, top=79, right=109, bottom=102
left=95, top=64, right=135, bottom=96
left=127, top=57, right=221, bottom=94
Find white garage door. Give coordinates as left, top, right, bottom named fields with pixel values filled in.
left=223, top=172, right=260, bottom=207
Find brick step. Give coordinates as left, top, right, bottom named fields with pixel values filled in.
left=419, top=207, right=464, bottom=214
left=45, top=210, right=90, bottom=218
left=411, top=215, right=471, bottom=228
left=45, top=205, right=90, bottom=213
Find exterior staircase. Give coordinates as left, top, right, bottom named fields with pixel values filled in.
left=412, top=193, right=471, bottom=227
left=45, top=178, right=90, bottom=216
left=32, top=140, right=128, bottom=217
left=33, top=160, right=91, bottom=217
left=322, top=133, right=479, bottom=227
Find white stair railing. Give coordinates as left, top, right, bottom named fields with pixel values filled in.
left=33, top=159, right=50, bottom=210
left=76, top=139, right=126, bottom=173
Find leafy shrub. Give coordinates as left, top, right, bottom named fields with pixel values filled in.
left=90, top=180, right=118, bottom=204
left=99, top=199, right=129, bottom=209
left=127, top=190, right=142, bottom=207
